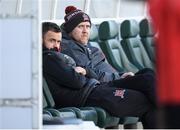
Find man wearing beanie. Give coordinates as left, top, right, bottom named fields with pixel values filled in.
left=61, top=6, right=156, bottom=85
left=60, top=6, right=157, bottom=128
left=62, top=6, right=125, bottom=82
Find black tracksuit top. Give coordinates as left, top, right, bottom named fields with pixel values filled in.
left=43, top=49, right=99, bottom=108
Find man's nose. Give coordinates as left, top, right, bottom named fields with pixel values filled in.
left=54, top=43, right=60, bottom=51
left=83, top=26, right=89, bottom=32
left=54, top=42, right=59, bottom=48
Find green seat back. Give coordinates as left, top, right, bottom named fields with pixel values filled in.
left=43, top=77, right=55, bottom=108
left=89, top=24, right=99, bottom=42
left=99, top=20, right=139, bottom=73
left=89, top=24, right=110, bottom=64
left=139, top=18, right=156, bottom=63
left=43, top=94, right=48, bottom=109
left=89, top=24, right=104, bottom=54
left=120, top=19, right=154, bottom=69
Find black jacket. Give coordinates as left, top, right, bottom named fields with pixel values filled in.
left=61, top=32, right=123, bottom=82
left=43, top=48, right=99, bottom=108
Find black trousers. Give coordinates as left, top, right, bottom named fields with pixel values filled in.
left=85, top=68, right=156, bottom=128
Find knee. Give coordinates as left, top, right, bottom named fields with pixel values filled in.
left=136, top=68, right=155, bottom=76
left=144, top=73, right=156, bottom=88
left=144, top=68, right=155, bottom=74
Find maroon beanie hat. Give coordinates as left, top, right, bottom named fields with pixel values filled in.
left=64, top=6, right=91, bottom=33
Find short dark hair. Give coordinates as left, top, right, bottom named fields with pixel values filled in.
left=42, top=22, right=61, bottom=37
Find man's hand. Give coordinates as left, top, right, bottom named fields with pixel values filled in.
left=120, top=72, right=134, bottom=79
left=74, top=66, right=87, bottom=75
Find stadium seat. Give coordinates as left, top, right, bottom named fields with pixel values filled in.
left=98, top=20, right=139, bottom=73
left=89, top=24, right=100, bottom=48
left=43, top=95, right=55, bottom=124
left=89, top=24, right=109, bottom=64
left=120, top=19, right=154, bottom=69
left=43, top=90, right=79, bottom=125
left=43, top=78, right=78, bottom=118
left=92, top=107, right=120, bottom=128
left=43, top=77, right=98, bottom=125
left=119, top=117, right=139, bottom=129
left=43, top=77, right=81, bottom=120
left=139, top=18, right=156, bottom=63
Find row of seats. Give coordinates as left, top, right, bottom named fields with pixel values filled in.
left=43, top=78, right=139, bottom=128
left=89, top=18, right=156, bottom=73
